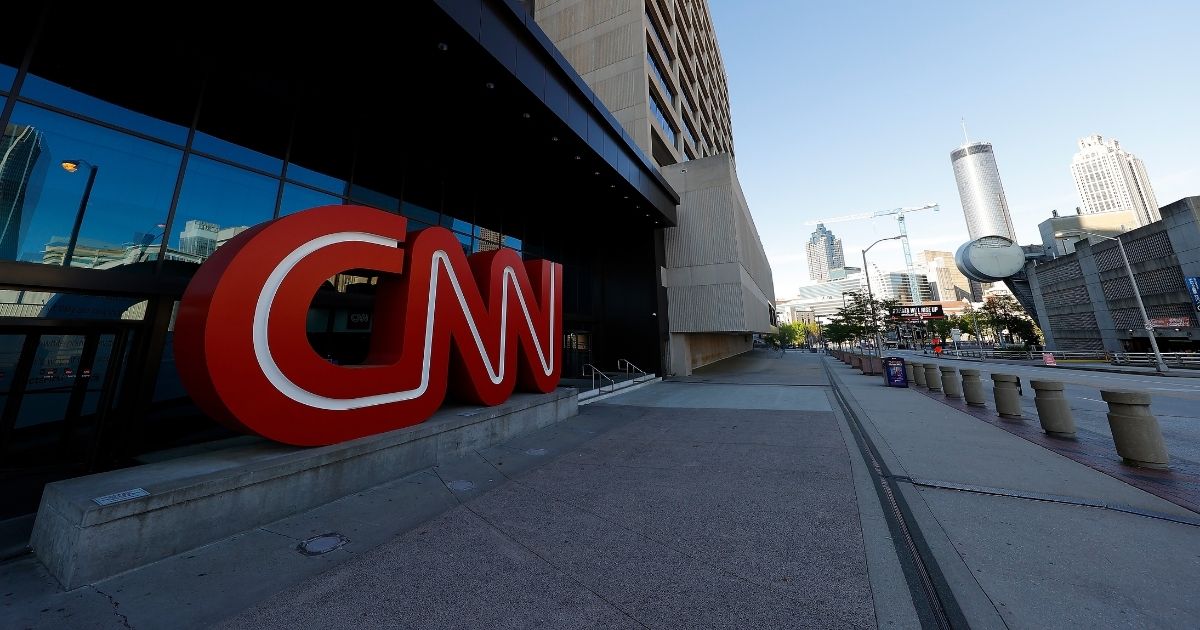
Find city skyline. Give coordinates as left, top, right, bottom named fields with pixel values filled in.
left=709, top=0, right=1200, bottom=298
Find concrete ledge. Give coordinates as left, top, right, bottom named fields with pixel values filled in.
left=31, top=388, right=577, bottom=590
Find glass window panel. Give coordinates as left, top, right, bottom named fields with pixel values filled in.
left=0, top=334, right=23, bottom=412
left=0, top=64, right=14, bottom=93
left=286, top=164, right=346, bottom=196
left=191, top=132, right=283, bottom=176
left=19, top=75, right=188, bottom=144
left=442, top=215, right=474, bottom=234
left=502, top=235, right=522, bottom=251
left=348, top=184, right=398, bottom=212
left=401, top=202, right=439, bottom=226
left=170, top=155, right=277, bottom=263
left=453, top=231, right=471, bottom=256
left=14, top=334, right=83, bottom=429
left=3, top=103, right=182, bottom=267
left=280, top=183, right=342, bottom=217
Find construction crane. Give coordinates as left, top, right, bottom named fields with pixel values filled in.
left=804, top=203, right=939, bottom=304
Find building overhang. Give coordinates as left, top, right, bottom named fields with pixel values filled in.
left=15, top=1, right=679, bottom=233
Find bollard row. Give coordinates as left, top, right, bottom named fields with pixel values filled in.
left=893, top=361, right=1169, bottom=470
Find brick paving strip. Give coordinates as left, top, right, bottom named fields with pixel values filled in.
left=912, top=387, right=1200, bottom=515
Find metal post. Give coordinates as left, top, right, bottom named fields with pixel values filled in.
left=63, top=164, right=98, bottom=268
left=1116, top=238, right=1169, bottom=373
left=863, top=236, right=901, bottom=357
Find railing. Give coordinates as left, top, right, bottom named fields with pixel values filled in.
left=583, top=364, right=617, bottom=393
left=942, top=349, right=1110, bottom=361
left=1113, top=352, right=1200, bottom=369
left=617, top=359, right=651, bottom=383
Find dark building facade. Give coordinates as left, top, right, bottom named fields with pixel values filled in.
left=1027, top=197, right=1200, bottom=352
left=0, top=2, right=680, bottom=523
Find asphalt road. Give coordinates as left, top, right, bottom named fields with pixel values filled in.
left=893, top=350, right=1200, bottom=464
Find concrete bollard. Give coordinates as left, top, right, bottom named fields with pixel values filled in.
left=911, top=362, right=927, bottom=387
left=940, top=366, right=963, bottom=398
left=961, top=369, right=986, bottom=406
left=904, top=362, right=915, bottom=384
left=1100, top=390, right=1169, bottom=469
left=924, top=363, right=942, bottom=392
left=991, top=374, right=1022, bottom=418
left=1030, top=381, right=1076, bottom=437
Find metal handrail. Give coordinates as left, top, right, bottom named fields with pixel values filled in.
left=616, top=359, right=650, bottom=382
left=1113, top=352, right=1200, bottom=368
left=582, top=363, right=617, bottom=393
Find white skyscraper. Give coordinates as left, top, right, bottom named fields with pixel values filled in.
left=1071, top=134, right=1160, bottom=227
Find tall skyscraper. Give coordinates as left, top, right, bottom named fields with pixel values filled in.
left=806, top=223, right=844, bottom=282
left=0, top=124, right=46, bottom=260
left=1071, top=134, right=1160, bottom=227
left=918, top=250, right=975, bottom=301
left=950, top=141, right=1018, bottom=242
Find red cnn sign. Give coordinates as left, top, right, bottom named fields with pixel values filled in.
left=175, top=205, right=562, bottom=446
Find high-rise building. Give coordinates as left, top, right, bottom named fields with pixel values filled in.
left=178, top=220, right=219, bottom=258
left=0, top=124, right=45, bottom=260
left=1070, top=134, right=1160, bottom=227
left=874, top=271, right=933, bottom=304
left=918, top=250, right=974, bottom=301
left=532, top=0, right=734, bottom=166
left=950, top=141, right=1017, bottom=242
left=535, top=0, right=775, bottom=376
left=805, top=223, right=844, bottom=282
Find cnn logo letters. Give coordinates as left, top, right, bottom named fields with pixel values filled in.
left=175, top=205, right=563, bottom=446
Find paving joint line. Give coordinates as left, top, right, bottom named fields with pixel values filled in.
left=889, top=476, right=1200, bottom=528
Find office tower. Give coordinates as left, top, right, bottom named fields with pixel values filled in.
left=806, top=223, right=844, bottom=282
left=1071, top=134, right=1161, bottom=227
left=950, top=141, right=1018, bottom=242
left=533, top=0, right=734, bottom=165
left=918, top=250, right=973, bottom=301
left=178, top=220, right=219, bottom=258
left=0, top=124, right=45, bottom=260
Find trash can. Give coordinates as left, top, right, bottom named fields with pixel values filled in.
left=883, top=357, right=908, bottom=388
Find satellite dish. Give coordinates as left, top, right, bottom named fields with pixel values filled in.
left=955, top=236, right=1025, bottom=282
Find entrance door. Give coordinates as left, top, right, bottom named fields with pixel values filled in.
left=563, top=330, right=592, bottom=378
left=0, top=323, right=133, bottom=520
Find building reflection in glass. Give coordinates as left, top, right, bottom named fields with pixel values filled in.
left=0, top=124, right=47, bottom=259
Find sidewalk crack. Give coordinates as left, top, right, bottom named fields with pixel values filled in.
left=91, top=586, right=134, bottom=629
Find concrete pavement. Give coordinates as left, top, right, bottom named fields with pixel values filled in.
left=5, top=349, right=1199, bottom=628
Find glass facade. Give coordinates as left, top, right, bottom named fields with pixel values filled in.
left=0, top=3, right=671, bottom=524
left=951, top=142, right=1018, bottom=242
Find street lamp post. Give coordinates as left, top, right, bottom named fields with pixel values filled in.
left=61, top=159, right=99, bottom=268
left=1056, top=230, right=1169, bottom=373
left=863, top=235, right=904, bottom=357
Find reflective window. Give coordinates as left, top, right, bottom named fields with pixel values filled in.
left=170, top=156, right=277, bottom=263
left=402, top=202, right=439, bottom=226
left=191, top=132, right=283, bottom=176
left=286, top=163, right=346, bottom=197
left=502, top=235, right=522, bottom=251
left=648, top=92, right=677, bottom=146
left=442, top=215, right=475, bottom=235
left=452, top=231, right=471, bottom=255
left=2, top=103, right=182, bottom=267
left=348, top=185, right=398, bottom=212
left=280, top=183, right=342, bottom=217
left=19, top=75, right=189, bottom=144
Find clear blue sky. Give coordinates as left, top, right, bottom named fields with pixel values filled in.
left=709, top=0, right=1200, bottom=298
